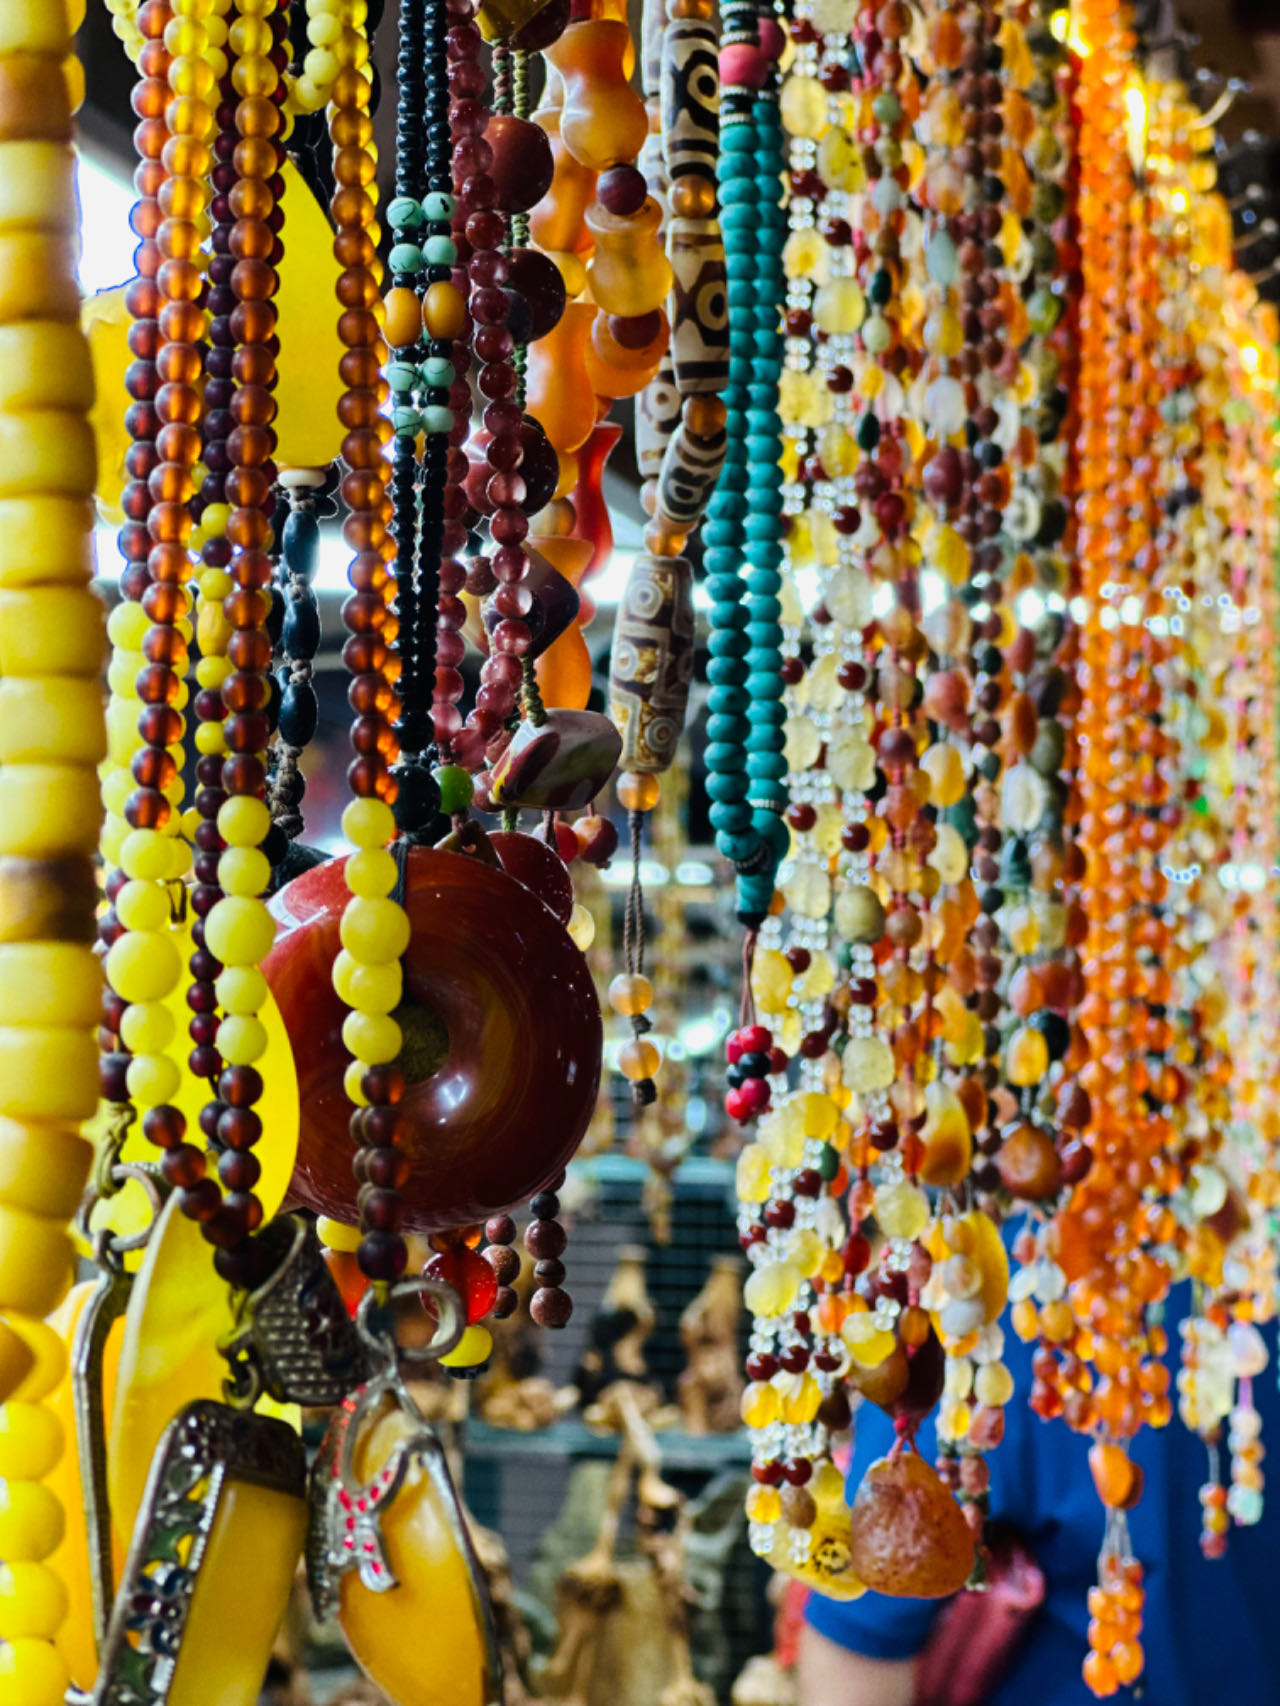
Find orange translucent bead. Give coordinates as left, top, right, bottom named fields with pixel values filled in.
left=545, top=20, right=648, bottom=172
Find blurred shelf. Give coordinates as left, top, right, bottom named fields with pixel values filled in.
left=464, top=1417, right=752, bottom=1470
left=572, top=1152, right=736, bottom=1188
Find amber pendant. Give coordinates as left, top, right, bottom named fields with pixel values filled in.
left=308, top=1281, right=502, bottom=1706
left=85, top=1400, right=307, bottom=1706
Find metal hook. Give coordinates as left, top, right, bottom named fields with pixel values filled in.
left=355, top=1273, right=466, bottom=1368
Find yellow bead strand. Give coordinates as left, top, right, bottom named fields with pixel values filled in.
left=0, top=0, right=101, bottom=1697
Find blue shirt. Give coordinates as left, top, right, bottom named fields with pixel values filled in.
left=807, top=1286, right=1280, bottom=1704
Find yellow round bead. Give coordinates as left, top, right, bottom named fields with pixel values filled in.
left=193, top=720, right=226, bottom=756
left=440, top=1326, right=494, bottom=1369
left=216, top=795, right=271, bottom=849
left=0, top=1406, right=61, bottom=1482
left=616, top=771, right=660, bottom=812
left=341, top=1010, right=402, bottom=1065
left=607, top=972, right=652, bottom=1017
left=118, top=996, right=175, bottom=1050
left=0, top=1481, right=63, bottom=1561
left=2, top=1323, right=64, bottom=1404
left=125, top=1052, right=182, bottom=1107
left=1005, top=1025, right=1049, bottom=1087
left=746, top=1484, right=781, bottom=1523
left=617, top=1037, right=660, bottom=1081
left=204, top=896, right=275, bottom=967
left=343, top=1058, right=369, bottom=1106
left=740, top=1381, right=780, bottom=1428
left=0, top=1635, right=67, bottom=1706
left=0, top=1562, right=67, bottom=1641
left=104, top=930, right=182, bottom=1005
left=120, top=828, right=173, bottom=882
left=345, top=848, right=398, bottom=899
left=216, top=1015, right=268, bottom=1066
left=340, top=897, right=411, bottom=965
left=217, top=845, right=270, bottom=897
left=332, top=949, right=403, bottom=1015
left=342, top=797, right=396, bottom=850
left=214, top=966, right=267, bottom=1017
left=114, top=878, right=170, bottom=933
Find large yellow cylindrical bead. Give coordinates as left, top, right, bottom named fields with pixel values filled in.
left=0, top=319, right=92, bottom=413
left=0, top=677, right=105, bottom=765
left=0, top=587, right=103, bottom=676
left=0, top=1028, right=99, bottom=1123
left=0, top=408, right=95, bottom=495
left=0, top=497, right=91, bottom=588
left=0, top=943, right=100, bottom=1029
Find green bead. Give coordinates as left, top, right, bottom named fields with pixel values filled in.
left=422, top=405, right=454, bottom=434
left=392, top=406, right=421, bottom=436
left=420, top=355, right=453, bottom=386
left=871, top=91, right=901, bottom=125
left=423, top=234, right=458, bottom=265
left=387, top=195, right=424, bottom=231
left=434, top=764, right=474, bottom=814
left=389, top=242, right=424, bottom=275
left=386, top=361, right=417, bottom=394
left=423, top=191, right=455, bottom=221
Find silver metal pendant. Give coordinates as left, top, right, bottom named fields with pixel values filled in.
left=85, top=1400, right=307, bottom=1706
left=219, top=1212, right=368, bottom=1407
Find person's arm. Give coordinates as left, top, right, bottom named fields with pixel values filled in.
left=797, top=1621, right=916, bottom=1706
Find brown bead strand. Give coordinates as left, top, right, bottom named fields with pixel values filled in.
left=526, top=1177, right=571, bottom=1327
left=483, top=1212, right=521, bottom=1320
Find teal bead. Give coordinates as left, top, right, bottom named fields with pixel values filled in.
left=752, top=809, right=791, bottom=863
left=747, top=672, right=786, bottom=700
left=389, top=242, right=425, bottom=275
left=707, top=772, right=749, bottom=804
left=704, top=572, right=741, bottom=601
left=703, top=542, right=738, bottom=567
left=735, top=871, right=776, bottom=924
left=709, top=801, right=752, bottom=833
left=728, top=357, right=754, bottom=385
left=711, top=600, right=748, bottom=630
left=420, top=355, right=453, bottom=386
left=745, top=723, right=782, bottom=752
left=386, top=361, right=417, bottom=394
left=745, top=515, right=784, bottom=544
left=753, top=330, right=785, bottom=359
left=423, top=190, right=455, bottom=221
left=707, top=685, right=749, bottom=715
left=392, top=406, right=421, bottom=436
left=747, top=754, right=788, bottom=782
left=719, top=464, right=749, bottom=494
left=423, top=234, right=458, bottom=265
left=707, top=715, right=749, bottom=745
left=705, top=742, right=746, bottom=773
left=423, top=405, right=454, bottom=434
left=749, top=596, right=782, bottom=624
left=707, top=657, right=747, bottom=687
left=709, top=630, right=749, bottom=660
left=746, top=622, right=782, bottom=647
left=743, top=569, right=782, bottom=595
left=868, top=267, right=893, bottom=307
left=387, top=195, right=424, bottom=231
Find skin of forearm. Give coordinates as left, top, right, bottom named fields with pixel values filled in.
left=796, top=1622, right=917, bottom=1706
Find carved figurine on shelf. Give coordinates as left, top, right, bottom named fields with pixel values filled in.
left=574, top=1243, right=661, bottom=1418
left=676, top=1254, right=744, bottom=1435
left=480, top=1258, right=567, bottom=1432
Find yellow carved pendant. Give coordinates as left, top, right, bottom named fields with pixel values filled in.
left=309, top=1362, right=499, bottom=1706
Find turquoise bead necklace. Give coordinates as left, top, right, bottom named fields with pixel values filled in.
left=705, top=0, right=789, bottom=930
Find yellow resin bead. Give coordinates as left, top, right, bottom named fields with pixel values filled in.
left=0, top=1635, right=67, bottom=1706
left=332, top=950, right=402, bottom=1016
left=735, top=1144, right=771, bottom=1204
left=119, top=828, right=171, bottom=881
left=2, top=1323, right=64, bottom=1405
left=779, top=73, right=826, bottom=138
left=214, top=966, right=268, bottom=1016
left=919, top=742, right=965, bottom=807
left=743, top=1260, right=799, bottom=1319
left=566, top=903, right=595, bottom=950
left=740, top=1381, right=780, bottom=1428
left=339, top=897, right=411, bottom=964
left=343, top=1059, right=369, bottom=1107
left=877, top=1180, right=929, bottom=1240
left=0, top=1029, right=99, bottom=1124
left=0, top=677, right=105, bottom=766
left=746, top=1485, right=781, bottom=1524
left=345, top=848, right=398, bottom=899
left=0, top=764, right=100, bottom=857
left=204, top=896, right=276, bottom=967
left=779, top=1373, right=821, bottom=1425
left=974, top=1362, right=1014, bottom=1407
left=617, top=1037, right=660, bottom=1081
left=607, top=972, right=653, bottom=1016
left=0, top=498, right=92, bottom=590
left=105, top=930, right=182, bottom=1004
left=811, top=1459, right=846, bottom=1510
left=0, top=943, right=100, bottom=1030
left=0, top=409, right=94, bottom=497
left=812, top=277, right=865, bottom=336
left=0, top=1479, right=63, bottom=1561
left=216, top=1015, right=268, bottom=1066
left=341, top=1010, right=401, bottom=1065
left=125, top=1051, right=182, bottom=1107
left=1005, top=1025, right=1049, bottom=1087
left=317, top=1216, right=361, bottom=1253
left=0, top=1561, right=67, bottom=1640
left=217, top=795, right=271, bottom=848
left=840, top=1314, right=895, bottom=1367
left=0, top=1406, right=61, bottom=1483
left=217, top=845, right=270, bottom=897
left=115, top=878, right=170, bottom=933
left=440, top=1325, right=493, bottom=1368
left=800, top=1090, right=838, bottom=1140
left=0, top=1119, right=89, bottom=1222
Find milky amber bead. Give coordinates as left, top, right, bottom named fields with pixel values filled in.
left=841, top=1314, right=895, bottom=1367
left=607, top=972, right=653, bottom=1016
left=527, top=302, right=597, bottom=453
left=740, top=1380, right=780, bottom=1428
left=877, top=1180, right=929, bottom=1240
left=743, top=1260, right=799, bottom=1318
left=617, top=1037, right=660, bottom=1081
left=545, top=21, right=647, bottom=172
left=585, top=198, right=672, bottom=319
left=529, top=108, right=597, bottom=256
left=1005, top=1025, right=1049, bottom=1087
left=812, top=277, right=865, bottom=337
left=616, top=769, right=660, bottom=812
left=779, top=73, right=826, bottom=138
left=383, top=285, right=420, bottom=349
left=736, top=1143, right=770, bottom=1204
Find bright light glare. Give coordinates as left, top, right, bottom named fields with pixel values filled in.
left=76, top=153, right=137, bottom=295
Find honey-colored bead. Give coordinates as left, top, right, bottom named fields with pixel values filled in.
left=422, top=279, right=465, bottom=341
